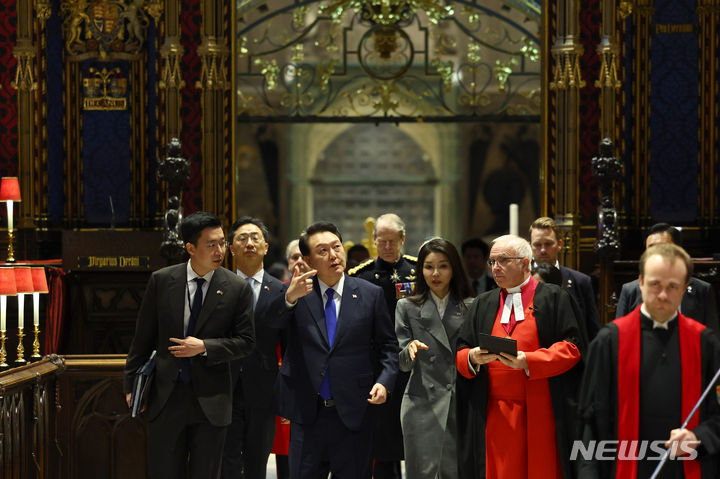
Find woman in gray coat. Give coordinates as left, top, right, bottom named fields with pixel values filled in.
left=396, top=237, right=474, bottom=479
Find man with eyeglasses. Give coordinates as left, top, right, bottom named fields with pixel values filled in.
left=455, top=235, right=585, bottom=479
left=530, top=216, right=600, bottom=340
left=222, top=217, right=287, bottom=479
left=124, top=211, right=255, bottom=479
left=348, top=213, right=416, bottom=479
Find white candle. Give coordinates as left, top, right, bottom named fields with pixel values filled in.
left=509, top=203, right=519, bottom=236
left=33, top=292, right=40, bottom=326
left=6, top=201, right=13, bottom=232
left=0, top=295, right=5, bottom=331
left=17, top=292, right=25, bottom=329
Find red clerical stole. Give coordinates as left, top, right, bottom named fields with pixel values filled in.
left=615, top=308, right=704, bottom=479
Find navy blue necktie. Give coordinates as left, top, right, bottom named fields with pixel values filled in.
left=180, top=277, right=205, bottom=384
left=318, top=288, right=337, bottom=400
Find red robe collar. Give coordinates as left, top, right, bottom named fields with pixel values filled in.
left=499, top=275, right=538, bottom=309
left=615, top=306, right=705, bottom=479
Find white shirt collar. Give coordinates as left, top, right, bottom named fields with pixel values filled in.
left=430, top=290, right=449, bottom=317
left=640, top=303, right=678, bottom=329
left=187, top=260, right=215, bottom=283
left=501, top=275, right=531, bottom=324
left=318, top=274, right=345, bottom=299
left=506, top=275, right=531, bottom=294
left=237, top=268, right=264, bottom=284
left=531, top=260, right=561, bottom=269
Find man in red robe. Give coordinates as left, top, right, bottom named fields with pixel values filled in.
left=455, top=235, right=585, bottom=479
left=579, top=243, right=720, bottom=478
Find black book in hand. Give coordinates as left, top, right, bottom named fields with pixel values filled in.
left=477, top=333, right=518, bottom=357
left=130, top=350, right=157, bottom=418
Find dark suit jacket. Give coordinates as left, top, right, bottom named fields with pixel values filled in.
left=124, top=264, right=255, bottom=426
left=615, top=276, right=719, bottom=330
left=560, top=266, right=600, bottom=339
left=231, top=272, right=286, bottom=408
left=268, top=274, right=399, bottom=431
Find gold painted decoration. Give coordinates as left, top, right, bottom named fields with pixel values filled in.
left=82, top=67, right=127, bottom=110
left=144, top=0, right=163, bottom=23
left=36, top=0, right=53, bottom=26
left=61, top=0, right=152, bottom=60
left=595, top=46, right=621, bottom=89
left=618, top=1, right=634, bottom=20
left=431, top=58, right=454, bottom=91
left=11, top=40, right=37, bottom=92
left=521, top=37, right=539, bottom=62
left=236, top=0, right=541, bottom=118
left=196, top=37, right=230, bottom=90
left=495, top=58, right=518, bottom=91
left=320, top=0, right=453, bottom=26
left=255, top=58, right=280, bottom=91
left=363, top=217, right=378, bottom=258
left=550, top=48, right=586, bottom=90
left=159, top=38, right=186, bottom=89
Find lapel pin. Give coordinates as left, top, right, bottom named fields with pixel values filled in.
left=264, top=285, right=270, bottom=291
left=217, top=290, right=223, bottom=295
left=352, top=294, right=358, bottom=298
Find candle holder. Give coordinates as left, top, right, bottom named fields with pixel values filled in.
left=16, top=326, right=26, bottom=364
left=30, top=268, right=48, bottom=359
left=0, top=330, right=7, bottom=368
left=32, top=324, right=41, bottom=359
left=6, top=229, right=14, bottom=263
left=0, top=177, right=21, bottom=263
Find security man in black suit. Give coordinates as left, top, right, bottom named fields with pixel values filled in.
left=222, top=217, right=286, bottom=479
left=529, top=216, right=600, bottom=340
left=124, top=212, right=255, bottom=479
left=615, top=223, right=719, bottom=330
left=348, top=213, right=415, bottom=479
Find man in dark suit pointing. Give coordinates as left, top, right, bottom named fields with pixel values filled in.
left=124, top=211, right=255, bottom=479
left=269, top=222, right=399, bottom=479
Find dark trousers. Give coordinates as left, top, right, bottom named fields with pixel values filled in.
left=289, top=403, right=373, bottom=479
left=147, top=382, right=227, bottom=479
left=371, top=462, right=401, bottom=479
left=221, top=387, right=276, bottom=479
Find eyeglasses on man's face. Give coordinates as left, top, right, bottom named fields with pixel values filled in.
left=236, top=233, right=264, bottom=244
left=487, top=257, right=524, bottom=268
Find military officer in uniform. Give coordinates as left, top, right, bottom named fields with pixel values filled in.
left=348, top=213, right=416, bottom=479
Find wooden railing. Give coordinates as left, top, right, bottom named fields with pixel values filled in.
left=0, top=355, right=147, bottom=479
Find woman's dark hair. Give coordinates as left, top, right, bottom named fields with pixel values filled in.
left=409, top=237, right=473, bottom=304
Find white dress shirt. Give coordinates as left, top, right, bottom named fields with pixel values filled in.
left=185, top=261, right=214, bottom=335
left=237, top=268, right=264, bottom=310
